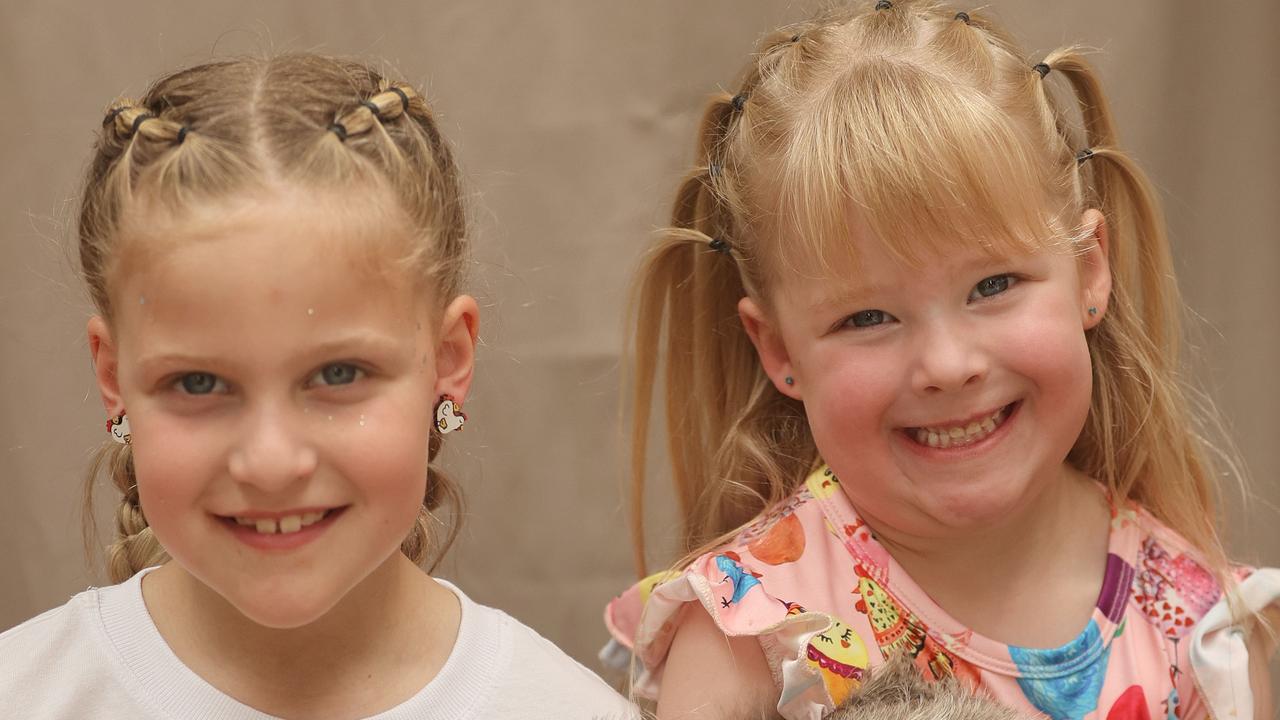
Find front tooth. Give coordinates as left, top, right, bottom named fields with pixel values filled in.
left=965, top=422, right=981, bottom=437
left=255, top=519, right=278, bottom=534
left=279, top=515, right=303, bottom=534
left=938, top=433, right=952, bottom=448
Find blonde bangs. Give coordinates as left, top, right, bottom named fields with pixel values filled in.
left=770, top=61, right=1060, bottom=276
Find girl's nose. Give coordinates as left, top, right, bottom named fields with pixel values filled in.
left=227, top=406, right=318, bottom=489
left=911, top=320, right=988, bottom=395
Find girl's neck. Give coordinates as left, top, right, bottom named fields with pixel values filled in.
left=141, top=554, right=460, bottom=719
left=867, top=463, right=1112, bottom=649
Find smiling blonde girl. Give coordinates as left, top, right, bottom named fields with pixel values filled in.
left=0, top=54, right=634, bottom=719
left=602, top=3, right=1278, bottom=719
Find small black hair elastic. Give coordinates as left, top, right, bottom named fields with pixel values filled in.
left=130, top=113, right=155, bottom=136
left=731, top=94, right=747, bottom=112
left=360, top=99, right=381, bottom=118
left=955, top=11, right=971, bottom=23
left=103, top=106, right=128, bottom=128
left=876, top=0, right=892, bottom=10
left=708, top=161, right=722, bottom=178
left=176, top=126, right=189, bottom=144
left=1076, top=148, right=1095, bottom=165
left=387, top=86, right=411, bottom=113
left=708, top=238, right=732, bottom=255
left=328, top=122, right=349, bottom=141
left=1034, top=62, right=1051, bottom=78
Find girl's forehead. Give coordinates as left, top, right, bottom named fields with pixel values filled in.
left=118, top=185, right=417, bottom=282
left=109, top=202, right=434, bottom=358
left=768, top=216, right=1040, bottom=286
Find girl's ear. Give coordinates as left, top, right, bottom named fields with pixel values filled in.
left=738, top=297, right=801, bottom=400
left=1079, top=208, right=1113, bottom=330
left=87, top=315, right=124, bottom=415
left=433, top=295, right=480, bottom=401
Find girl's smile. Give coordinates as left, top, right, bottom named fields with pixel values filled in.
left=897, top=400, right=1019, bottom=455
left=218, top=505, right=348, bottom=551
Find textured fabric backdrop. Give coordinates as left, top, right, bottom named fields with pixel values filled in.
left=2, top=1, right=1277, bottom=678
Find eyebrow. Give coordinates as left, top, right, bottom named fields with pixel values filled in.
left=807, top=283, right=890, bottom=313
left=134, top=333, right=405, bottom=374
left=806, top=252, right=1021, bottom=312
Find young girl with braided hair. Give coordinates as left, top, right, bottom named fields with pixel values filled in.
left=603, top=2, right=1278, bottom=719
left=0, top=54, right=635, bottom=719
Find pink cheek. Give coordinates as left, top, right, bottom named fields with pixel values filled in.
left=339, top=423, right=431, bottom=490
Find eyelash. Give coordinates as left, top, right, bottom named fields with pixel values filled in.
left=968, top=273, right=1019, bottom=301
left=837, top=273, right=1019, bottom=331
left=170, top=363, right=366, bottom=396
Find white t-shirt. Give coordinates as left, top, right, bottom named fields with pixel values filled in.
left=0, top=568, right=637, bottom=719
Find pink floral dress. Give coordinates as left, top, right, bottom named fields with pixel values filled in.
left=602, top=466, right=1279, bottom=720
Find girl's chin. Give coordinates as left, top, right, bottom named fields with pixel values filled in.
left=229, top=592, right=344, bottom=630
left=918, top=480, right=1041, bottom=531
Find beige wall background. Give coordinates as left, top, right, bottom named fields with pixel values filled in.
left=2, top=0, right=1277, bottom=677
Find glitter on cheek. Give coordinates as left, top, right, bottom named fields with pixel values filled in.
left=138, top=296, right=146, bottom=305
left=359, top=414, right=366, bottom=427
left=307, top=308, right=315, bottom=316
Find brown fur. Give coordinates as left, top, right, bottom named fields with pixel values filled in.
left=825, top=654, right=1021, bottom=720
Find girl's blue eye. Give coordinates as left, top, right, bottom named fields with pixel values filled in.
left=179, top=372, right=222, bottom=395
left=971, top=274, right=1015, bottom=300
left=846, top=309, right=891, bottom=328
left=313, top=363, right=362, bottom=387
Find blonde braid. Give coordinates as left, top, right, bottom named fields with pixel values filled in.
left=82, top=441, right=167, bottom=584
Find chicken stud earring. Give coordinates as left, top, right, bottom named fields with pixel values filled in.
left=434, top=395, right=467, bottom=434
left=107, top=412, right=132, bottom=445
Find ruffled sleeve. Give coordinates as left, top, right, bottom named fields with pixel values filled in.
left=603, top=468, right=885, bottom=720
left=601, top=553, right=852, bottom=720
left=1188, top=568, right=1280, bottom=719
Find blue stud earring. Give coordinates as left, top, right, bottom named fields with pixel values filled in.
left=1088, top=307, right=1098, bottom=316
left=784, top=376, right=794, bottom=386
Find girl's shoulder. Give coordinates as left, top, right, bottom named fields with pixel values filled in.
left=442, top=580, right=638, bottom=719
left=603, top=466, right=880, bottom=719
left=1117, top=502, right=1280, bottom=720
left=0, top=570, right=169, bottom=718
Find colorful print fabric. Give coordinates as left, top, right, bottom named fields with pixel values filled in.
left=603, top=466, right=1274, bottom=720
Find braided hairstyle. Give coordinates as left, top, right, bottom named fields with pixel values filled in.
left=80, top=55, right=468, bottom=582
left=629, top=0, right=1240, bottom=582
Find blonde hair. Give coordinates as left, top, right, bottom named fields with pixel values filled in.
left=79, top=54, right=469, bottom=583
left=628, top=0, right=1241, bottom=584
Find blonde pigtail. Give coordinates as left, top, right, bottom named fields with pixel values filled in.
left=81, top=441, right=168, bottom=584
left=405, top=428, right=466, bottom=572
left=1033, top=51, right=1237, bottom=584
